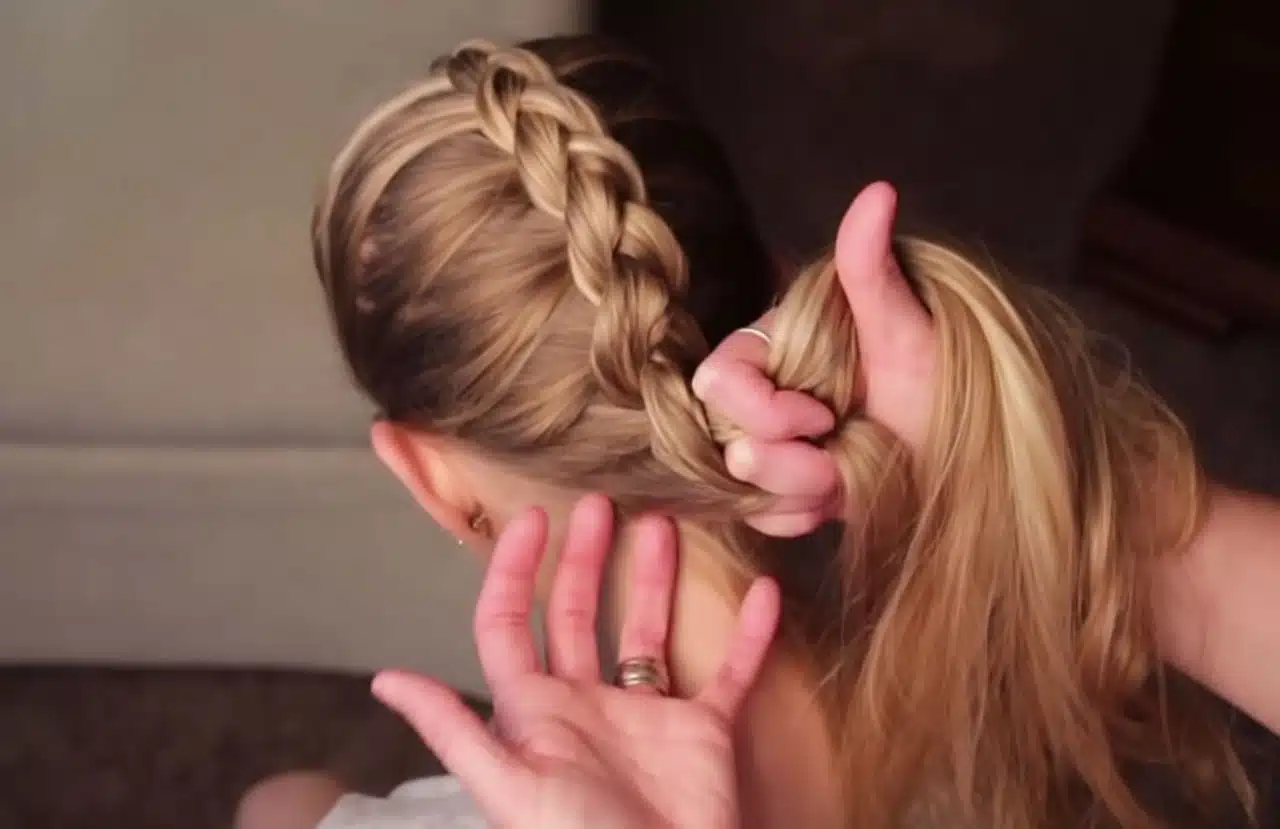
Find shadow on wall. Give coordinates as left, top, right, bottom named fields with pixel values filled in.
left=594, top=0, right=1176, bottom=282
left=592, top=0, right=1280, bottom=496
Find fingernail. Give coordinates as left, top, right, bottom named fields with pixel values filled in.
left=370, top=671, right=401, bottom=703
left=817, top=411, right=837, bottom=434
left=726, top=440, right=755, bottom=480
left=691, top=364, right=716, bottom=401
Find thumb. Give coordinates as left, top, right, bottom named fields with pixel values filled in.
left=833, top=182, right=937, bottom=449
left=371, top=670, right=526, bottom=824
left=833, top=182, right=931, bottom=355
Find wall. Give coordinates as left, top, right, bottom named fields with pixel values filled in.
left=0, top=1, right=581, bottom=696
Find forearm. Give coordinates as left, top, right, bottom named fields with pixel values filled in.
left=1156, top=485, right=1280, bottom=734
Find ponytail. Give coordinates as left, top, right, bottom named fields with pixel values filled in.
left=748, top=241, right=1252, bottom=827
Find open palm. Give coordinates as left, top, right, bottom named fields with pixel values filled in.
left=373, top=495, right=781, bottom=829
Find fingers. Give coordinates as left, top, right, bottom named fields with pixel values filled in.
left=693, top=312, right=835, bottom=442
left=473, top=507, right=548, bottom=692
left=834, top=182, right=927, bottom=341
left=725, top=439, right=840, bottom=498
left=545, top=494, right=614, bottom=683
left=696, top=577, right=781, bottom=721
left=615, top=514, right=678, bottom=695
left=745, top=510, right=828, bottom=538
left=372, top=670, right=525, bottom=824
left=834, top=182, right=937, bottom=449
left=690, top=181, right=934, bottom=537
left=724, top=438, right=838, bottom=537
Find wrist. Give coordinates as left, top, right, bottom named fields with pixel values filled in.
left=1152, top=484, right=1225, bottom=679
left=1153, top=483, right=1280, bottom=733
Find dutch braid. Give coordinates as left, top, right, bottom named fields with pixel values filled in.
left=313, top=35, right=1252, bottom=829
left=443, top=41, right=762, bottom=500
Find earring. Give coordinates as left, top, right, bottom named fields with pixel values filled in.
left=456, top=512, right=489, bottom=546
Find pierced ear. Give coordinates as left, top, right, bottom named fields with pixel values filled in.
left=370, top=420, right=485, bottom=546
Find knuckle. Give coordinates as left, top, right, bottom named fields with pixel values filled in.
left=753, top=413, right=794, bottom=443
left=551, top=605, right=594, bottom=635
left=890, top=323, right=935, bottom=363
left=790, top=515, right=825, bottom=536
left=625, top=624, right=666, bottom=656
left=474, top=607, right=524, bottom=637
left=816, top=458, right=842, bottom=493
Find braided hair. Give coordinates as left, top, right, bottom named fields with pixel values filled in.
left=312, top=35, right=1251, bottom=829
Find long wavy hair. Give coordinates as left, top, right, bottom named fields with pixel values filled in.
left=312, top=34, right=1252, bottom=829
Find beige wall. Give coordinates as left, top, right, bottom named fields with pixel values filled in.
left=0, top=1, right=582, bottom=695
left=1, top=0, right=582, bottom=442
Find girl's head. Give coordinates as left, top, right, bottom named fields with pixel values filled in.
left=314, top=35, right=1250, bottom=829
left=314, top=36, right=776, bottom=540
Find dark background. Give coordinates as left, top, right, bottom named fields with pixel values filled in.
left=2, top=2, right=1277, bottom=827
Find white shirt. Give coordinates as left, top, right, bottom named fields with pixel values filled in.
left=318, top=775, right=487, bottom=829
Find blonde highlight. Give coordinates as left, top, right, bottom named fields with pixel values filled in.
left=314, top=35, right=1253, bottom=828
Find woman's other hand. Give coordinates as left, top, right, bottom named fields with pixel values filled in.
left=692, top=182, right=937, bottom=537
left=373, top=494, right=781, bottom=829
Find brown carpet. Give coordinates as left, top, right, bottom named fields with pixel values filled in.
left=0, top=667, right=480, bottom=829
left=0, top=667, right=1274, bottom=829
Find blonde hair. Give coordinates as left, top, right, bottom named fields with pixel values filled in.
left=313, top=35, right=1252, bottom=829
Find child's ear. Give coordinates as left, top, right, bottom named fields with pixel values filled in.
left=370, top=420, right=487, bottom=546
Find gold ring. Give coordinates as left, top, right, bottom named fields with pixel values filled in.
left=614, top=656, right=670, bottom=696
left=735, top=326, right=772, bottom=347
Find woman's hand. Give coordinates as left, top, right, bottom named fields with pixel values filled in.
left=692, top=182, right=938, bottom=537
left=372, top=494, right=782, bottom=829
left=690, top=181, right=1280, bottom=736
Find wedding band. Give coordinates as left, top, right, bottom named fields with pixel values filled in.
left=614, top=656, right=671, bottom=696
left=735, top=326, right=772, bottom=346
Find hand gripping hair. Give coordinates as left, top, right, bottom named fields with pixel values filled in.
left=313, top=36, right=1253, bottom=829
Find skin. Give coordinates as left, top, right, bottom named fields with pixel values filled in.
left=239, top=182, right=1278, bottom=828
left=695, top=182, right=1280, bottom=738
left=692, top=181, right=932, bottom=537
left=378, top=496, right=783, bottom=829
left=237, top=498, right=786, bottom=829
left=370, top=428, right=844, bottom=829
left=352, top=185, right=932, bottom=829
left=1150, top=485, right=1280, bottom=734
